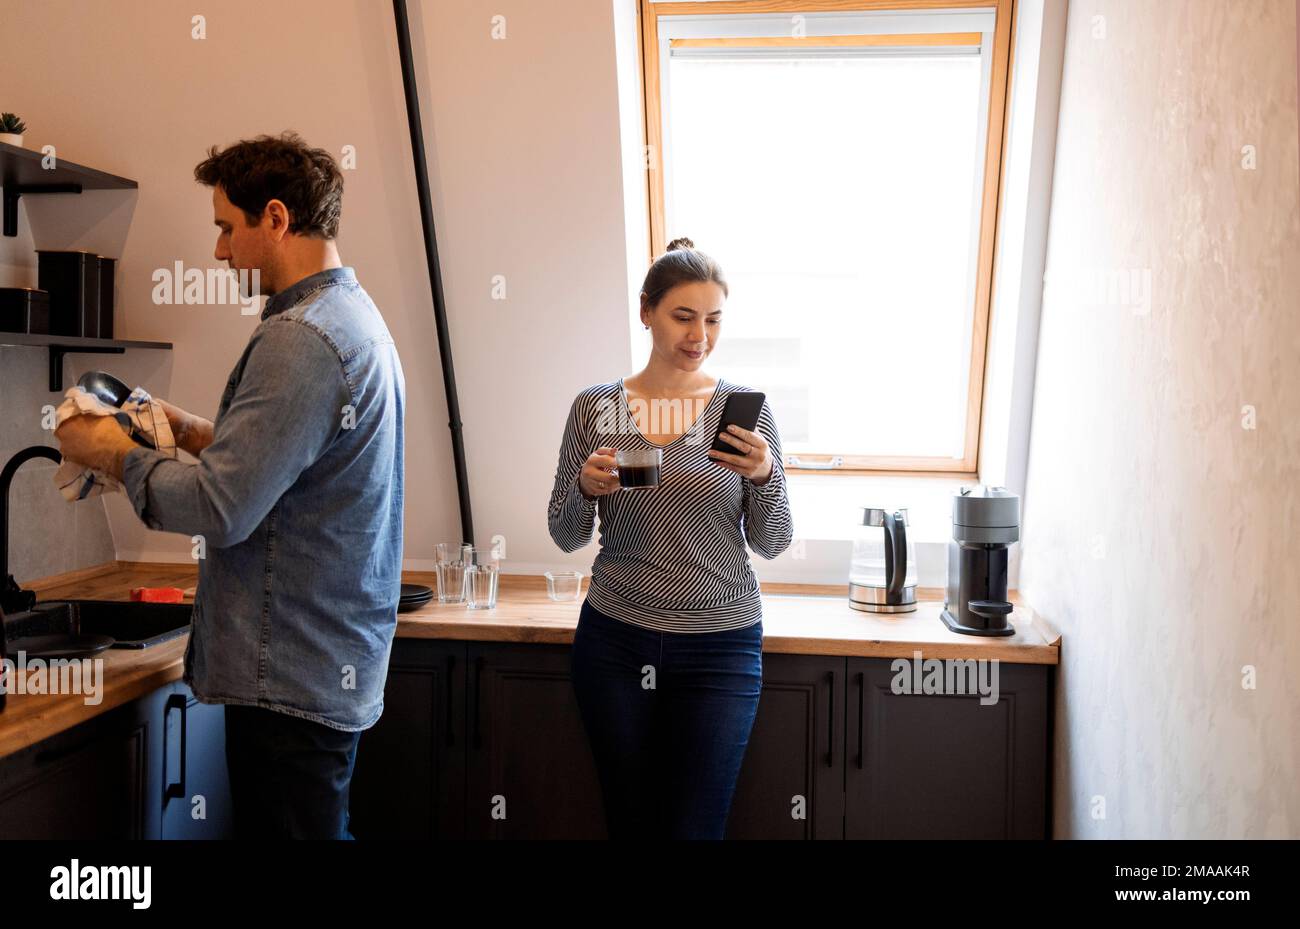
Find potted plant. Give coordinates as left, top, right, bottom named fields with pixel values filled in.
left=0, top=113, right=27, bottom=147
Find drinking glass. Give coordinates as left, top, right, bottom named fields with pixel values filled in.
left=436, top=542, right=471, bottom=604
left=465, top=546, right=500, bottom=610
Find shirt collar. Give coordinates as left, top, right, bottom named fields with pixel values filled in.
left=261, top=266, right=356, bottom=320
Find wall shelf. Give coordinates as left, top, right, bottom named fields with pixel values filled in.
left=0, top=141, right=137, bottom=237
left=0, top=333, right=172, bottom=391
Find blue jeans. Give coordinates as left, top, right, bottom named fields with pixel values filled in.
left=570, top=598, right=763, bottom=839
left=224, top=704, right=362, bottom=839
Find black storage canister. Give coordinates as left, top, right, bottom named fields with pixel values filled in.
left=0, top=287, right=52, bottom=334
left=37, top=250, right=116, bottom=338
left=97, top=255, right=116, bottom=339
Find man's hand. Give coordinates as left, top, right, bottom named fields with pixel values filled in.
left=156, top=398, right=215, bottom=457
left=54, top=414, right=140, bottom=481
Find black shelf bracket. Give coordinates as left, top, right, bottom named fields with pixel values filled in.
left=3, top=183, right=84, bottom=237
left=48, top=344, right=124, bottom=392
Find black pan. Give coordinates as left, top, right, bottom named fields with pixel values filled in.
left=5, top=633, right=116, bottom=659
left=75, top=370, right=157, bottom=450
left=77, top=370, right=132, bottom=407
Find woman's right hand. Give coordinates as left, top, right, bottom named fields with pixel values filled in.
left=579, top=447, right=622, bottom=500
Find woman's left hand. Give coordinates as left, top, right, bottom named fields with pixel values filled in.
left=708, top=424, right=774, bottom=485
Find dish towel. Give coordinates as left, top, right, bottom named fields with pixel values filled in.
left=53, top=386, right=178, bottom=502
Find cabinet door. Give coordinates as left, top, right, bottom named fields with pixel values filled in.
left=0, top=700, right=148, bottom=839
left=159, top=684, right=233, bottom=839
left=726, top=654, right=846, bottom=839
left=349, top=639, right=466, bottom=839
left=465, top=642, right=605, bottom=839
left=845, top=657, right=1049, bottom=839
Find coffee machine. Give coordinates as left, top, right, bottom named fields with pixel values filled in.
left=940, top=486, right=1019, bottom=637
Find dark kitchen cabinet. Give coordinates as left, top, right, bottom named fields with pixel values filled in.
left=726, top=654, right=845, bottom=839
left=845, top=657, right=1050, bottom=839
left=0, top=679, right=233, bottom=840
left=465, top=642, right=606, bottom=839
left=155, top=683, right=233, bottom=840
left=349, top=639, right=1053, bottom=840
left=349, top=639, right=466, bottom=839
left=0, top=640, right=1051, bottom=840
left=0, top=697, right=149, bottom=838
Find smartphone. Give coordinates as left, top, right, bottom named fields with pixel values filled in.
left=710, top=391, right=765, bottom=455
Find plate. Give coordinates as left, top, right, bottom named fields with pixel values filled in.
left=398, top=584, right=435, bottom=613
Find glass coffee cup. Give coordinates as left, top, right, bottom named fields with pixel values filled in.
left=616, top=447, right=663, bottom=490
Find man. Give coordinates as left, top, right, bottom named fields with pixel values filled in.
left=55, top=132, right=406, bottom=839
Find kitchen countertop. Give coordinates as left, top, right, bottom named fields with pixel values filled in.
left=0, top=561, right=1059, bottom=759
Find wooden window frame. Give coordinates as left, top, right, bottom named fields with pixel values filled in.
left=637, top=0, right=1016, bottom=476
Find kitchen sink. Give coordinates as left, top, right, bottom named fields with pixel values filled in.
left=2, top=599, right=192, bottom=655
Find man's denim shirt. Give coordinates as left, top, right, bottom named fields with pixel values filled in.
left=122, top=267, right=406, bottom=731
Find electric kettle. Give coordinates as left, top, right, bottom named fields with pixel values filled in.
left=848, top=507, right=917, bottom=613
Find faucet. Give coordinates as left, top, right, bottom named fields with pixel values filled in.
left=1, top=445, right=63, bottom=615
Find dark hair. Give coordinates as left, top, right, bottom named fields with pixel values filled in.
left=639, top=237, right=729, bottom=312
left=194, top=131, right=343, bottom=239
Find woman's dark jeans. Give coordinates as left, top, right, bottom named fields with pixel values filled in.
left=570, top=597, right=763, bottom=840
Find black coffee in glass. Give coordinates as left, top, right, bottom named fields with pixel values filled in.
left=618, top=464, right=661, bottom=488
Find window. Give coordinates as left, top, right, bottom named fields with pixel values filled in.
left=639, top=0, right=1013, bottom=473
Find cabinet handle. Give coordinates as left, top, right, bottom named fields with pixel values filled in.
left=445, top=654, right=456, bottom=747
left=164, top=693, right=187, bottom=802
left=855, top=671, right=864, bottom=770
left=472, top=656, right=485, bottom=750
left=825, top=671, right=835, bottom=768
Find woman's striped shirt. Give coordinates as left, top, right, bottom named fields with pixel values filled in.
left=547, top=377, right=794, bottom=633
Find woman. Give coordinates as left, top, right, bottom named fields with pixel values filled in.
left=546, top=237, right=794, bottom=839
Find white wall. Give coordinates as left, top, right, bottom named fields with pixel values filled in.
left=1021, top=0, right=1300, bottom=837
left=0, top=0, right=638, bottom=576
left=0, top=346, right=117, bottom=582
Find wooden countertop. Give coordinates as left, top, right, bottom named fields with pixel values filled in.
left=1, top=561, right=1059, bottom=759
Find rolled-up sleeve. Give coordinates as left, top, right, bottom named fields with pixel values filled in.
left=741, top=398, right=794, bottom=559
left=121, top=319, right=352, bottom=548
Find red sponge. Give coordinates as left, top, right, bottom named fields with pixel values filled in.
left=129, top=587, right=186, bottom=603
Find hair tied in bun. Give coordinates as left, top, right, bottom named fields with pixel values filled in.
left=639, top=236, right=728, bottom=311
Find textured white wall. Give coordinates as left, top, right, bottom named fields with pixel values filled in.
left=1021, top=0, right=1300, bottom=837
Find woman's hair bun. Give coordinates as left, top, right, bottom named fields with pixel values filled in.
left=641, top=236, right=728, bottom=308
